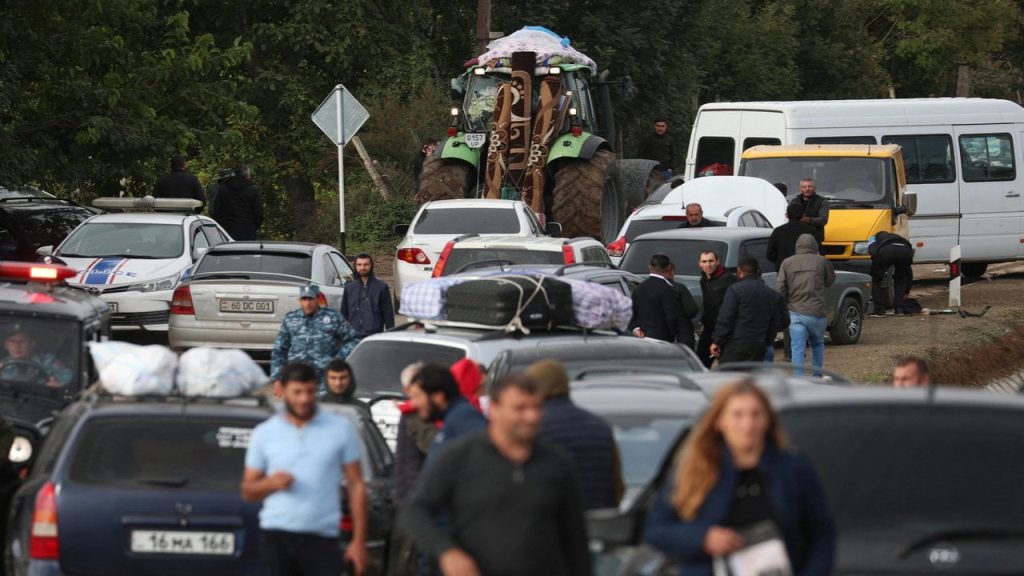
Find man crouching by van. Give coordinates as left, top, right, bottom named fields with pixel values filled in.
left=794, top=178, right=829, bottom=249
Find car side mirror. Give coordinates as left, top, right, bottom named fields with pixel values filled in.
left=902, top=192, right=917, bottom=217
left=545, top=222, right=562, bottom=237
left=36, top=245, right=53, bottom=257
left=586, top=508, right=637, bottom=547
left=394, top=224, right=410, bottom=236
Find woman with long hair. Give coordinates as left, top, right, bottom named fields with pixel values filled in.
left=644, top=379, right=835, bottom=576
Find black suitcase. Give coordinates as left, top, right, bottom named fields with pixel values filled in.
left=445, top=275, right=573, bottom=328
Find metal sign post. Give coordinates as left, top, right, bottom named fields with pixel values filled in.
left=312, top=85, right=369, bottom=254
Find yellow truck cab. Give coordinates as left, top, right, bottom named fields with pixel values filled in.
left=739, top=144, right=916, bottom=265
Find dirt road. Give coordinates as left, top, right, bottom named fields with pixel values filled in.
left=373, top=253, right=1024, bottom=385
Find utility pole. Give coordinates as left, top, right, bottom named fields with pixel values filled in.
left=476, top=0, right=491, bottom=55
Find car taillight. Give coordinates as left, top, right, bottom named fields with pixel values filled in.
left=170, top=285, right=194, bottom=315
left=30, top=481, right=59, bottom=560
left=562, top=245, right=576, bottom=265
left=317, top=292, right=328, bottom=307
left=397, top=248, right=431, bottom=265
left=432, top=241, right=456, bottom=278
left=608, top=236, right=627, bottom=258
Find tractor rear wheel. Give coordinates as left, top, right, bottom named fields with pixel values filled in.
left=551, top=149, right=623, bottom=243
left=416, top=157, right=472, bottom=202
left=619, top=159, right=662, bottom=214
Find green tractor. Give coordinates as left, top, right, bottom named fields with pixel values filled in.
left=416, top=28, right=660, bottom=243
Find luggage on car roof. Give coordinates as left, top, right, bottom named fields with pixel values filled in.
left=445, top=275, right=573, bottom=329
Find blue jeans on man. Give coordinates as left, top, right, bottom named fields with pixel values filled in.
left=789, top=312, right=826, bottom=376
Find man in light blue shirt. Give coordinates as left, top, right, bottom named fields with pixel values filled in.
left=242, top=362, right=368, bottom=576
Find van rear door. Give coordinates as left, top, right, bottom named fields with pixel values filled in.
left=954, top=127, right=1021, bottom=261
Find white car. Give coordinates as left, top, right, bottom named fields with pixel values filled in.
left=608, top=176, right=788, bottom=264
left=43, top=210, right=231, bottom=332
left=393, top=199, right=548, bottom=305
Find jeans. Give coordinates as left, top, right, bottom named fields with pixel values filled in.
left=789, top=312, right=826, bottom=377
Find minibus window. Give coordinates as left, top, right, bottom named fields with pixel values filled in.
left=696, top=137, right=735, bottom=176
left=882, top=135, right=955, bottom=184
left=959, top=133, right=1015, bottom=182
left=743, top=137, right=781, bottom=151
left=805, top=136, right=877, bottom=145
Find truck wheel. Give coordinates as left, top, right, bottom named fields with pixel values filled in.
left=829, top=297, right=863, bottom=345
left=416, top=157, right=471, bottom=202
left=618, top=159, right=662, bottom=214
left=551, top=149, right=623, bottom=243
left=961, top=262, right=988, bottom=279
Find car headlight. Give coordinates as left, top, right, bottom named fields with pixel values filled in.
left=9, top=436, right=32, bottom=464
left=128, top=273, right=181, bottom=293
left=853, top=241, right=869, bottom=255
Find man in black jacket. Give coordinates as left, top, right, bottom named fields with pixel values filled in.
left=400, top=375, right=591, bottom=576
left=711, top=258, right=788, bottom=365
left=638, top=117, right=675, bottom=179
left=212, top=165, right=263, bottom=241
left=795, top=178, right=830, bottom=247
left=696, top=250, right=737, bottom=368
left=767, top=203, right=818, bottom=270
left=867, top=231, right=915, bottom=315
left=629, top=254, right=697, bottom=344
left=153, top=155, right=205, bottom=209
left=340, top=253, right=395, bottom=338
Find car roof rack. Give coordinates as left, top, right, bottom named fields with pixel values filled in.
left=81, top=384, right=272, bottom=408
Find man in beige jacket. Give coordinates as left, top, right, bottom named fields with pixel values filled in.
left=777, top=234, right=835, bottom=376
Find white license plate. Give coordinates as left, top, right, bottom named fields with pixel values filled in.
left=130, top=530, right=235, bottom=555
left=219, top=299, right=274, bottom=313
left=108, top=302, right=118, bottom=314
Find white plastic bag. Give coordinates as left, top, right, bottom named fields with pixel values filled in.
left=177, top=347, right=267, bottom=397
left=88, top=341, right=177, bottom=395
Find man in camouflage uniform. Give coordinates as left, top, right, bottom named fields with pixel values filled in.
left=271, top=285, right=361, bottom=387
left=0, top=326, right=71, bottom=387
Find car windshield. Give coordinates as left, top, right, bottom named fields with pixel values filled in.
left=443, top=248, right=563, bottom=275
left=348, top=341, right=466, bottom=396
left=58, top=223, right=183, bottom=259
left=68, top=416, right=259, bottom=491
left=741, top=157, right=889, bottom=204
left=603, top=413, right=688, bottom=486
left=620, top=239, right=729, bottom=276
left=0, top=317, right=79, bottom=390
left=0, top=186, right=55, bottom=199
left=782, top=404, right=1024, bottom=539
left=414, top=207, right=521, bottom=235
left=196, top=251, right=312, bottom=278
left=12, top=209, right=92, bottom=248
left=623, top=219, right=686, bottom=243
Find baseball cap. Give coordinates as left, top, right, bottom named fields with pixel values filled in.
left=298, top=285, right=320, bottom=299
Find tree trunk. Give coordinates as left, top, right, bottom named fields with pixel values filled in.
left=282, top=172, right=318, bottom=242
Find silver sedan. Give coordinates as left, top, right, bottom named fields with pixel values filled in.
left=168, top=241, right=354, bottom=362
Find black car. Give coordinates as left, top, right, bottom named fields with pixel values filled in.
left=588, top=384, right=1024, bottom=575
left=0, top=194, right=95, bottom=262
left=6, top=395, right=395, bottom=576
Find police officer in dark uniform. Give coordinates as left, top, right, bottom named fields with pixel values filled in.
left=270, top=285, right=361, bottom=387
left=867, top=231, right=914, bottom=316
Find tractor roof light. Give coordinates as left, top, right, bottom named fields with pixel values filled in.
left=548, top=66, right=561, bottom=75
left=473, top=67, right=486, bottom=76
left=450, top=106, right=460, bottom=117
left=92, top=195, right=202, bottom=212
left=569, top=107, right=578, bottom=116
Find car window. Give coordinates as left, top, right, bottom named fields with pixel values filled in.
left=782, top=404, right=1024, bottom=535
left=322, top=254, right=341, bottom=285
left=413, top=208, right=521, bottom=234
left=581, top=246, right=611, bottom=264
left=804, top=136, right=877, bottom=145
left=329, top=253, right=354, bottom=282
left=442, top=248, right=563, bottom=275
left=196, top=251, right=312, bottom=278
left=34, top=411, right=80, bottom=476
left=743, top=137, right=781, bottom=151
left=191, top=225, right=210, bottom=255
left=0, top=316, right=80, bottom=390
left=0, top=222, right=14, bottom=246
left=882, top=134, right=955, bottom=184
left=521, top=207, right=543, bottom=235
left=753, top=212, right=771, bottom=228
left=67, top=416, right=259, bottom=491
left=605, top=414, right=689, bottom=487
left=959, top=133, right=1016, bottom=182
left=348, top=341, right=466, bottom=395
left=201, top=224, right=228, bottom=246
left=11, top=208, right=92, bottom=250
left=620, top=239, right=729, bottom=276
left=623, top=219, right=683, bottom=242
left=738, top=212, right=756, bottom=227
left=695, top=137, right=735, bottom=176
left=739, top=239, right=773, bottom=273
left=58, top=223, right=184, bottom=259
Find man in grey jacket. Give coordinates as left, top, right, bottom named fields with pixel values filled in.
left=777, top=234, right=835, bottom=376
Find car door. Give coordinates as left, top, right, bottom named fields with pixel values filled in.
left=318, top=251, right=346, bottom=310
left=954, top=128, right=1021, bottom=261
